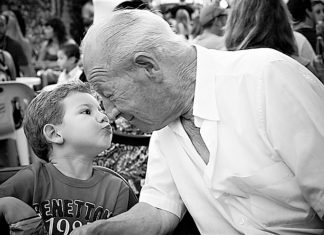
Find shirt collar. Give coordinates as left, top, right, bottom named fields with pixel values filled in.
left=167, top=45, right=220, bottom=135
left=67, top=66, right=81, bottom=78
left=193, top=45, right=220, bottom=126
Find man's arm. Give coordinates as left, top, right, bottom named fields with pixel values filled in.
left=70, top=202, right=179, bottom=235
left=0, top=197, right=37, bottom=224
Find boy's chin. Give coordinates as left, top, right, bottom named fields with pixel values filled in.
left=98, top=142, right=112, bottom=153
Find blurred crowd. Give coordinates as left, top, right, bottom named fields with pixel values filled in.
left=0, top=0, right=323, bottom=86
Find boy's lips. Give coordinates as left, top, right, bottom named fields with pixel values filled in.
left=122, top=113, right=134, bottom=122
left=102, top=124, right=112, bottom=134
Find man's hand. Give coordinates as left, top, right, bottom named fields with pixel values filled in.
left=70, top=202, right=179, bottom=235
left=0, top=197, right=37, bottom=224
left=70, top=220, right=104, bottom=235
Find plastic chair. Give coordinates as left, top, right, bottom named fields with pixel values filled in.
left=0, top=82, right=35, bottom=167
left=16, top=77, right=42, bottom=91
left=94, top=165, right=138, bottom=209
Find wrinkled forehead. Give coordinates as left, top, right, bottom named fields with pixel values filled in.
left=82, top=41, right=106, bottom=75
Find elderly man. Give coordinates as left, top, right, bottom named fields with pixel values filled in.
left=73, top=9, right=324, bottom=235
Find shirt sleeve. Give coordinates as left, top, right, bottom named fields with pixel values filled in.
left=111, top=181, right=131, bottom=216
left=139, top=132, right=186, bottom=219
left=263, top=60, right=324, bottom=219
left=0, top=166, right=34, bottom=204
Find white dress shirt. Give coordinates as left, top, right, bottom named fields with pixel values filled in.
left=140, top=46, right=324, bottom=234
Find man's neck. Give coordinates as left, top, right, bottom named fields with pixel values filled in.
left=179, top=46, right=197, bottom=121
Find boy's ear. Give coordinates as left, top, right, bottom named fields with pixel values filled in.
left=133, top=52, right=162, bottom=82
left=43, top=124, right=64, bottom=144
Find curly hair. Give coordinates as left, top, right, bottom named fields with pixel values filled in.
left=23, top=81, right=93, bottom=161
left=225, top=0, right=297, bottom=56
left=45, top=17, right=68, bottom=45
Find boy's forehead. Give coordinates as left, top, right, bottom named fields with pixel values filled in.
left=62, top=92, right=98, bottom=109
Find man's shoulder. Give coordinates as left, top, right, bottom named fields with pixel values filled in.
left=196, top=46, right=291, bottom=77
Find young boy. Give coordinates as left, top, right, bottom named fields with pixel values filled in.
left=56, top=43, right=83, bottom=84
left=43, top=43, right=82, bottom=91
left=0, top=81, right=136, bottom=234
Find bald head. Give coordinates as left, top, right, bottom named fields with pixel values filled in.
left=81, top=9, right=186, bottom=78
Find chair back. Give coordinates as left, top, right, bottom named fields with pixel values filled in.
left=0, top=82, right=35, bottom=166
left=94, top=165, right=138, bottom=209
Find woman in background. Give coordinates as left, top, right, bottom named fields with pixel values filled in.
left=3, top=10, right=35, bottom=76
left=36, top=17, right=75, bottom=71
left=174, top=9, right=191, bottom=40
left=225, top=0, right=317, bottom=77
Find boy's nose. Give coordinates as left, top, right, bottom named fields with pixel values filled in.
left=98, top=112, right=109, bottom=123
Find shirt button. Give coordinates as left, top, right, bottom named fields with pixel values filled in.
left=239, top=217, right=245, bottom=225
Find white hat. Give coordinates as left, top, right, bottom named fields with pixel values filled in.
left=93, top=0, right=124, bottom=24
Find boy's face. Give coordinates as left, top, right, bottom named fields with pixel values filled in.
left=57, top=50, right=74, bottom=71
left=56, top=92, right=112, bottom=157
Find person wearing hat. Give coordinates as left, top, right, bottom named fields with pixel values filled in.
left=192, top=4, right=227, bottom=50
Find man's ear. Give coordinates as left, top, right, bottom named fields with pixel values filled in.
left=133, top=52, right=161, bottom=81
left=43, top=124, right=64, bottom=144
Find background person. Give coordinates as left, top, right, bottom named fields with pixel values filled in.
left=174, top=9, right=191, bottom=40
left=0, top=14, right=31, bottom=77
left=73, top=9, right=324, bottom=234
left=192, top=4, right=227, bottom=50
left=287, top=0, right=317, bottom=50
left=36, top=17, right=75, bottom=71
left=225, top=0, right=317, bottom=76
left=2, top=10, right=35, bottom=76
left=42, top=43, right=82, bottom=91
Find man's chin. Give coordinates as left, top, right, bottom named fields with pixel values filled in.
left=132, top=121, right=165, bottom=133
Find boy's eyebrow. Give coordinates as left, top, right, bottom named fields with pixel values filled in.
left=76, top=103, right=100, bottom=109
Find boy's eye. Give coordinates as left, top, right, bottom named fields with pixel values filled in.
left=81, top=109, right=91, bottom=115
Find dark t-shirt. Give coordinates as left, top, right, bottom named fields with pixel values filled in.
left=2, top=36, right=28, bottom=76
left=296, top=27, right=317, bottom=52
left=0, top=162, right=135, bottom=234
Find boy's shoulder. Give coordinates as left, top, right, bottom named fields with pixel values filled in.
left=94, top=166, right=127, bottom=184
left=4, top=161, right=46, bottom=179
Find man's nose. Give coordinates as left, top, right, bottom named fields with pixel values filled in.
left=102, top=99, right=120, bottom=121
